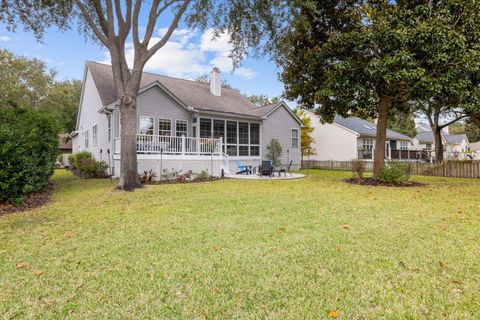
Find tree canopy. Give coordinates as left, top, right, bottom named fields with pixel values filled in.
left=0, top=49, right=80, bottom=133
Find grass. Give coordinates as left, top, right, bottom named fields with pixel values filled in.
left=1, top=169, right=479, bottom=319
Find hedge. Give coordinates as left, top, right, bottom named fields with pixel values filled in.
left=0, top=107, right=60, bottom=204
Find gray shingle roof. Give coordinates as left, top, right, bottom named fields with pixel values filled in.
left=334, top=116, right=411, bottom=140
left=87, top=61, right=258, bottom=116
left=415, top=131, right=435, bottom=143
left=246, top=102, right=282, bottom=117
left=445, top=134, right=466, bottom=145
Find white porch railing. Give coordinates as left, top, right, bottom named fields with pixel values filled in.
left=114, top=134, right=223, bottom=156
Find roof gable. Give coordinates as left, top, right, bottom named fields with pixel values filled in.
left=86, top=61, right=257, bottom=116
left=247, top=102, right=303, bottom=126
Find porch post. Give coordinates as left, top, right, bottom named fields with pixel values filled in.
left=181, top=135, right=186, bottom=155
left=219, top=136, right=223, bottom=155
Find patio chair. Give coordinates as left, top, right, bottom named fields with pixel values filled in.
left=235, top=160, right=252, bottom=175
left=259, top=160, right=273, bottom=177
left=286, top=160, right=293, bottom=176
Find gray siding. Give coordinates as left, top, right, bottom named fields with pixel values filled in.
left=261, top=106, right=301, bottom=168
left=137, top=86, right=193, bottom=136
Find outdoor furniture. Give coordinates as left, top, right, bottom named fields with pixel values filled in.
left=259, top=160, right=273, bottom=177
left=235, top=160, right=252, bottom=175
left=286, top=160, right=293, bottom=176
left=273, top=167, right=286, bottom=177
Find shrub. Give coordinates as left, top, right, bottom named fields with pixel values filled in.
left=379, top=162, right=410, bottom=185
left=0, top=106, right=60, bottom=204
left=266, top=139, right=283, bottom=167
left=196, top=170, right=210, bottom=180
left=351, top=159, right=365, bottom=179
left=69, top=151, right=109, bottom=178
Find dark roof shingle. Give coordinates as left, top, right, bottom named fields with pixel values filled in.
left=334, top=116, right=411, bottom=140
left=87, top=61, right=258, bottom=116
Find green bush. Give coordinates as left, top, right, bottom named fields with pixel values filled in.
left=266, top=139, right=283, bottom=167
left=379, top=162, right=410, bottom=185
left=0, top=106, right=60, bottom=204
left=69, top=151, right=109, bottom=178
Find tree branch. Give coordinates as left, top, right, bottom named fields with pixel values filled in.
left=74, top=0, right=109, bottom=46
left=143, top=0, right=191, bottom=63
left=90, top=0, right=110, bottom=37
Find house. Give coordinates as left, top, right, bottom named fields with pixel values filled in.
left=302, top=110, right=423, bottom=161
left=58, top=133, right=72, bottom=154
left=71, top=62, right=302, bottom=177
left=412, top=123, right=471, bottom=160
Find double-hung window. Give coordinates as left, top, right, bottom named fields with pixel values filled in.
left=200, top=118, right=212, bottom=138
left=175, top=120, right=188, bottom=137
left=249, top=123, right=260, bottom=156
left=363, top=138, right=373, bottom=151
left=107, top=114, right=112, bottom=143
left=291, top=129, right=299, bottom=148
left=400, top=141, right=409, bottom=150
left=238, top=122, right=249, bottom=156
left=226, top=121, right=237, bottom=156
left=92, top=124, right=98, bottom=146
left=139, top=116, right=154, bottom=135
left=84, top=129, right=89, bottom=149
left=158, top=119, right=171, bottom=136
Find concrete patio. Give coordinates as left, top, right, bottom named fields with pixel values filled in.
left=225, top=173, right=305, bottom=180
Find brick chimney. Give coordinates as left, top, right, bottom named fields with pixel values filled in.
left=210, top=67, right=221, bottom=96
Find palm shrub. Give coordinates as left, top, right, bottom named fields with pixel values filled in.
left=266, top=139, right=283, bottom=167
left=0, top=106, right=60, bottom=204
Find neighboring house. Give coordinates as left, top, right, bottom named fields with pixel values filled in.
left=412, top=123, right=471, bottom=160
left=303, top=110, right=417, bottom=161
left=71, top=62, right=302, bottom=177
left=58, top=134, right=73, bottom=154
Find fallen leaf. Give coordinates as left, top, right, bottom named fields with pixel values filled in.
left=33, top=270, right=43, bottom=277
left=277, top=227, right=286, bottom=233
left=200, top=311, right=207, bottom=320
left=452, top=288, right=463, bottom=294
left=328, top=311, right=338, bottom=317
left=16, top=263, right=27, bottom=269
left=341, top=224, right=350, bottom=230
left=209, top=245, right=218, bottom=252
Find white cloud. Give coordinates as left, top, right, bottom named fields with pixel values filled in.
left=0, top=36, right=10, bottom=42
left=100, top=28, right=256, bottom=80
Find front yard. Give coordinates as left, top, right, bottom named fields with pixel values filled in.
left=1, top=170, right=479, bottom=319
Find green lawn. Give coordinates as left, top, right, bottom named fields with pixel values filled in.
left=1, top=170, right=479, bottom=319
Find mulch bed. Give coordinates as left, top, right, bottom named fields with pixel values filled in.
left=0, top=183, right=54, bottom=217
left=344, top=178, right=426, bottom=187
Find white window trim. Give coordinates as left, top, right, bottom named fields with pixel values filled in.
left=175, top=119, right=188, bottom=137
left=139, top=116, right=155, bottom=135
left=158, top=118, right=172, bottom=136
left=107, top=114, right=112, bottom=143
left=362, top=138, right=373, bottom=151
left=198, top=117, right=261, bottom=157
left=291, top=128, right=299, bottom=148
left=92, top=124, right=98, bottom=147
left=85, top=129, right=89, bottom=149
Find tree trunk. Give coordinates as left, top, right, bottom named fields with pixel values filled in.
left=117, top=94, right=142, bottom=191
left=373, top=95, right=391, bottom=178
left=433, top=126, right=444, bottom=163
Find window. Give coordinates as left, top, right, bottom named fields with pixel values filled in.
left=158, top=119, right=171, bottom=136
left=200, top=118, right=212, bottom=138
left=239, top=122, right=249, bottom=144
left=107, top=114, right=112, bottom=143
left=400, top=141, right=409, bottom=150
left=175, top=120, right=188, bottom=137
left=226, top=121, right=237, bottom=156
left=226, top=121, right=237, bottom=144
left=213, top=120, right=225, bottom=139
left=250, top=123, right=260, bottom=145
left=139, top=116, right=154, bottom=135
left=84, top=129, right=89, bottom=149
left=426, top=143, right=432, bottom=150
left=239, top=146, right=249, bottom=156
left=363, top=138, right=373, bottom=151
left=92, top=124, right=98, bottom=146
left=291, top=129, right=299, bottom=148
left=250, top=146, right=260, bottom=156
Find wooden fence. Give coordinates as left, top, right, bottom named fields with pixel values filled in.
left=302, top=160, right=480, bottom=179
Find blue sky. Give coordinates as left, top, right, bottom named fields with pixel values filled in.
left=0, top=16, right=285, bottom=100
